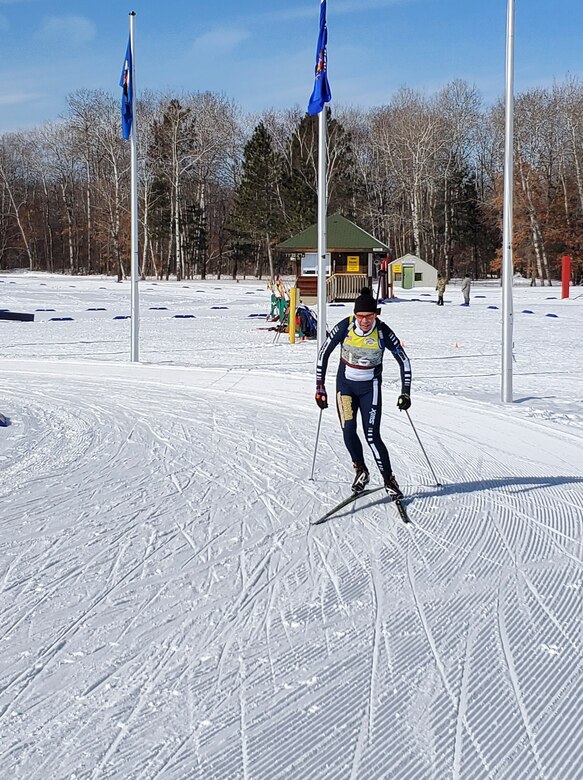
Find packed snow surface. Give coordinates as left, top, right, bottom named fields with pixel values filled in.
left=1, top=273, right=582, bottom=779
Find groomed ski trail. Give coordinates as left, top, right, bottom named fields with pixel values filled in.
left=0, top=360, right=582, bottom=779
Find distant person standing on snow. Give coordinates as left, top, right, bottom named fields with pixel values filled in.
left=436, top=274, right=446, bottom=306
left=461, top=275, right=471, bottom=306
left=530, top=268, right=537, bottom=287
left=314, top=287, right=411, bottom=497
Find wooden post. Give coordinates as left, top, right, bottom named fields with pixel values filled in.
left=289, top=286, right=298, bottom=343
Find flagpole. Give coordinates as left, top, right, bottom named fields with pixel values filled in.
left=501, top=0, right=514, bottom=402
left=129, top=11, right=139, bottom=362
left=308, top=0, right=331, bottom=351
left=317, top=108, right=327, bottom=351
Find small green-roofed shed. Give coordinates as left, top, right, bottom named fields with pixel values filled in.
left=277, top=213, right=390, bottom=302
left=277, top=213, right=389, bottom=253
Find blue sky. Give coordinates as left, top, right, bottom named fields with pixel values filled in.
left=2, top=0, right=583, bottom=133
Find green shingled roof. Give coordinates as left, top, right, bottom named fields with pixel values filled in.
left=277, top=213, right=390, bottom=252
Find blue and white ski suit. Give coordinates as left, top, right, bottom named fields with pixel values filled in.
left=316, top=316, right=411, bottom=478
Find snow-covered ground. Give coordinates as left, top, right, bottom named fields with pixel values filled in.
left=1, top=273, right=582, bottom=779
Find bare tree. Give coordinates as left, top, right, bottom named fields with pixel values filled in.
left=0, top=135, right=36, bottom=270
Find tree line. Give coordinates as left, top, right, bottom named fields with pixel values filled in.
left=2, top=78, right=583, bottom=284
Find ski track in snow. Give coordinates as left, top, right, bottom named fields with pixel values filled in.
left=1, top=367, right=581, bottom=780
left=0, top=277, right=582, bottom=779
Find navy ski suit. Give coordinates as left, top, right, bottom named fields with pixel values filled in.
left=316, top=316, right=411, bottom=479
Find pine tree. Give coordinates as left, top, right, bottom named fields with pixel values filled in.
left=280, top=109, right=359, bottom=235
left=231, top=123, right=283, bottom=280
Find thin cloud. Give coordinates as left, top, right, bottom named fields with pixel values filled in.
left=262, top=6, right=318, bottom=22
left=262, top=0, right=417, bottom=23
left=0, top=91, right=38, bottom=106
left=192, top=27, right=251, bottom=54
left=334, top=0, right=418, bottom=12
left=38, top=16, right=96, bottom=46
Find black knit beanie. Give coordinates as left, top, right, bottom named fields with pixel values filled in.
left=354, top=287, right=380, bottom=314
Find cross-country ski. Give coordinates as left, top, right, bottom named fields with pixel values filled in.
left=311, top=485, right=388, bottom=525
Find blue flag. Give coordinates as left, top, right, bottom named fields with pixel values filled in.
left=307, top=0, right=331, bottom=115
left=119, top=38, right=133, bottom=140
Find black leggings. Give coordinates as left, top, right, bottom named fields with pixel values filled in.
left=335, top=374, right=392, bottom=477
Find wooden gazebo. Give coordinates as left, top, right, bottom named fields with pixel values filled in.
left=276, top=214, right=390, bottom=302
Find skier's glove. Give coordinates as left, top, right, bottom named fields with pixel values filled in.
left=397, top=393, right=411, bottom=411
left=315, top=384, right=328, bottom=410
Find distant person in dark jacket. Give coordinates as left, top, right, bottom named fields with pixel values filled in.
left=436, top=274, right=446, bottom=305
left=461, top=275, right=471, bottom=305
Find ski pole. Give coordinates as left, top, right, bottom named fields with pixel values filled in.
left=309, top=408, right=323, bottom=480
left=405, top=410, right=442, bottom=487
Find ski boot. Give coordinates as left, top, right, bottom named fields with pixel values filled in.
left=352, top=464, right=370, bottom=494
left=384, top=473, right=403, bottom=499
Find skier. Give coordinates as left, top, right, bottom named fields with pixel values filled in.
left=315, top=287, right=411, bottom=497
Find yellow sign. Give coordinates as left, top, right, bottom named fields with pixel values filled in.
left=392, top=263, right=402, bottom=273
left=347, top=255, right=360, bottom=272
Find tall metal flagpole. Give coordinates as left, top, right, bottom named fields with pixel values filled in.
left=129, top=11, right=140, bottom=362
left=308, top=0, right=331, bottom=351
left=317, top=109, right=327, bottom=351
left=501, top=0, right=515, bottom=402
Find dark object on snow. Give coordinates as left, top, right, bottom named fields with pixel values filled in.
left=0, top=311, right=34, bottom=322
left=149, top=306, right=168, bottom=310
left=174, top=314, right=195, bottom=318
left=0, top=413, right=9, bottom=427
left=545, top=313, right=558, bottom=318
left=522, top=309, right=534, bottom=314
left=87, top=307, right=106, bottom=311
left=49, top=317, right=74, bottom=321
left=488, top=305, right=499, bottom=310
left=35, top=308, right=56, bottom=312
left=297, top=305, right=318, bottom=339
left=211, top=306, right=228, bottom=310
left=113, top=315, right=130, bottom=319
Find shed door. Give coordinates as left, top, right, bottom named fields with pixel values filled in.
left=402, top=265, right=415, bottom=289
